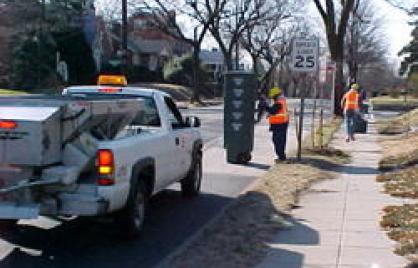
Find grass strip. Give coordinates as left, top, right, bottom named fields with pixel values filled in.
left=378, top=119, right=418, bottom=264
left=381, top=204, right=418, bottom=262
left=379, top=132, right=418, bottom=171
left=0, top=89, right=27, bottom=95
left=164, top=118, right=347, bottom=268
left=377, top=166, right=418, bottom=199
left=377, top=109, right=418, bottom=135
left=371, top=96, right=418, bottom=111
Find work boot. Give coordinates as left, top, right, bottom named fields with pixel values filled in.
left=275, top=157, right=287, bottom=164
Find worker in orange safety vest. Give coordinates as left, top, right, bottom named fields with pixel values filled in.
left=341, top=83, right=360, bottom=142
left=267, top=87, right=289, bottom=163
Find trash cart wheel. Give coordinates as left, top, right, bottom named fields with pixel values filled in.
left=236, top=152, right=252, bottom=164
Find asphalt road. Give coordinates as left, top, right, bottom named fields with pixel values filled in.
left=0, top=100, right=331, bottom=268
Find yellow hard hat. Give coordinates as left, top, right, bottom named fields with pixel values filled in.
left=351, top=83, right=359, bottom=90
left=269, top=87, right=282, bottom=98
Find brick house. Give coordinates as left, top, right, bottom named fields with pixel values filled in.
left=126, top=12, right=192, bottom=71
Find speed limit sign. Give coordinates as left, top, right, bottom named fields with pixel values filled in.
left=291, top=37, right=319, bottom=72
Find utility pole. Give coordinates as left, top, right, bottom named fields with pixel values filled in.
left=37, top=0, right=46, bottom=88
left=235, top=3, right=239, bottom=70
left=122, top=0, right=128, bottom=75
left=193, top=26, right=199, bottom=103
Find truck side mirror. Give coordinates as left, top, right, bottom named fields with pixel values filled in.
left=185, top=116, right=201, bottom=128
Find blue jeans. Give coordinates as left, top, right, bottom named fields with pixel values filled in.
left=271, top=123, right=288, bottom=160
left=345, top=110, right=356, bottom=137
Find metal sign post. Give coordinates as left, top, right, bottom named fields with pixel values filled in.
left=291, top=36, right=319, bottom=160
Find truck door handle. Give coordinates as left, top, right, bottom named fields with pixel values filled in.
left=175, top=137, right=180, bottom=145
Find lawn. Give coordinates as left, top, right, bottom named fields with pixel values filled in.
left=377, top=166, right=418, bottom=198
left=381, top=204, right=418, bottom=261
left=379, top=132, right=418, bottom=170
left=371, top=95, right=418, bottom=111
left=0, top=88, right=27, bottom=95
left=378, top=122, right=418, bottom=263
left=377, top=108, right=418, bottom=135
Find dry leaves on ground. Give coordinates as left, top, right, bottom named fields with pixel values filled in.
left=381, top=204, right=418, bottom=262
left=377, top=166, right=418, bottom=198
left=379, top=132, right=418, bottom=171
left=377, top=109, right=418, bottom=135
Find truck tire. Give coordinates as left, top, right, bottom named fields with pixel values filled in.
left=181, top=152, right=202, bottom=198
left=115, top=180, right=147, bottom=238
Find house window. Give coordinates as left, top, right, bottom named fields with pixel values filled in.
left=140, top=54, right=150, bottom=67
left=134, top=19, right=146, bottom=30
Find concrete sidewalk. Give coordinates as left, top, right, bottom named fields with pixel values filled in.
left=256, top=125, right=410, bottom=268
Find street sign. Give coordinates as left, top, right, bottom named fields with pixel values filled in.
left=291, top=37, right=319, bottom=73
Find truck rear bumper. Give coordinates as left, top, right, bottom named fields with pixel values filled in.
left=0, top=202, right=39, bottom=219
left=57, top=193, right=109, bottom=216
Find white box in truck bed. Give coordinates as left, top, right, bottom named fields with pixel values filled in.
left=0, top=96, right=143, bottom=166
left=0, top=106, right=62, bottom=166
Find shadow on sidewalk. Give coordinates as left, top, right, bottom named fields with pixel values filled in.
left=300, top=157, right=376, bottom=175
left=241, top=162, right=271, bottom=170
left=257, top=216, right=322, bottom=268
left=219, top=190, right=320, bottom=268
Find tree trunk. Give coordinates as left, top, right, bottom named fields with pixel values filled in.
left=191, top=44, right=201, bottom=103
left=225, top=53, right=233, bottom=71
left=334, top=57, right=345, bottom=116
left=348, top=62, right=358, bottom=83
left=251, top=54, right=258, bottom=78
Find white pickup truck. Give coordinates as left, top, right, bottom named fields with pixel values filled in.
left=0, top=84, right=203, bottom=237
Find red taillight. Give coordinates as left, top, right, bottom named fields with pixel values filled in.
left=98, top=149, right=113, bottom=166
left=0, top=120, right=17, bottom=129
left=98, top=87, right=122, bottom=93
left=97, top=149, right=114, bottom=186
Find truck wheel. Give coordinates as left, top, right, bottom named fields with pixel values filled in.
left=115, top=180, right=147, bottom=238
left=181, top=153, right=202, bottom=198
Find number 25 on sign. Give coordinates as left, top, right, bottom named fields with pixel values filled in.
left=291, top=38, right=319, bottom=73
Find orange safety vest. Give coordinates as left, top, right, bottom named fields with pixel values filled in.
left=269, top=97, right=289, bottom=125
left=344, top=90, right=359, bottom=111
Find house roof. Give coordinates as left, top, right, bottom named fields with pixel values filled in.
left=133, top=39, right=172, bottom=55
left=109, top=32, right=142, bottom=53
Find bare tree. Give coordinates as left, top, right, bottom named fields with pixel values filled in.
left=142, top=0, right=211, bottom=102
left=358, top=60, right=400, bottom=96
left=312, top=0, right=357, bottom=115
left=239, top=0, right=296, bottom=77
left=384, top=0, right=415, bottom=12
left=184, top=0, right=276, bottom=71
left=346, top=1, right=388, bottom=83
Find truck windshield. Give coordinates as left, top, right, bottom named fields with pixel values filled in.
left=64, top=92, right=161, bottom=127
